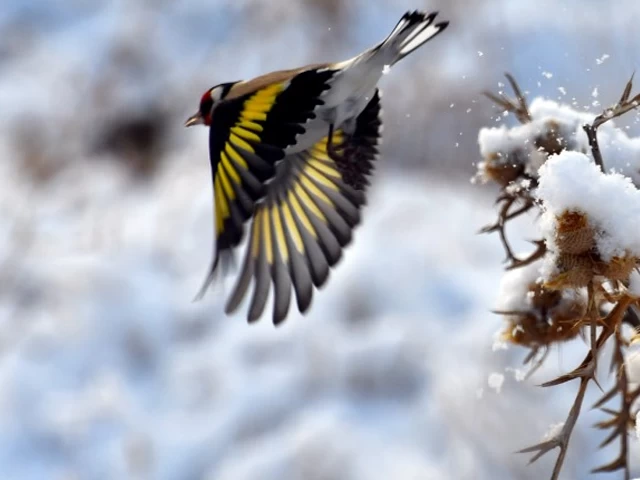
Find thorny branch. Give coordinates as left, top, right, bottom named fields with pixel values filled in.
left=591, top=327, right=640, bottom=480
left=482, top=74, right=640, bottom=479
left=583, top=74, right=640, bottom=171
left=481, top=74, right=543, bottom=268
left=518, top=295, right=633, bottom=480
left=483, top=72, right=532, bottom=125
left=479, top=193, right=539, bottom=267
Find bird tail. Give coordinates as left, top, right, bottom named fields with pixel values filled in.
left=376, top=11, right=448, bottom=66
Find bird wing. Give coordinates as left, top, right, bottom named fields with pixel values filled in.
left=196, top=68, right=337, bottom=298
left=224, top=89, right=383, bottom=324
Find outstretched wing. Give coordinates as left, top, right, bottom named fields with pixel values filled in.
left=196, top=68, right=336, bottom=298
left=224, top=89, right=383, bottom=324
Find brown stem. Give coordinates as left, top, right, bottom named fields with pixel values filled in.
left=550, top=377, right=590, bottom=480
left=583, top=123, right=605, bottom=170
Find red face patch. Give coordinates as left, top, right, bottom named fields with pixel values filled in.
left=198, top=90, right=215, bottom=125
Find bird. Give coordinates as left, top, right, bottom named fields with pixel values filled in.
left=185, top=10, right=449, bottom=324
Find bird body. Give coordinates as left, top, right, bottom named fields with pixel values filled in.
left=185, top=10, right=449, bottom=323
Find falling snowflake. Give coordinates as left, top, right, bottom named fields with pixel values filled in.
left=488, top=373, right=505, bottom=393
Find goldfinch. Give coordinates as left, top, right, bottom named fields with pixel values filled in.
left=186, top=10, right=449, bottom=324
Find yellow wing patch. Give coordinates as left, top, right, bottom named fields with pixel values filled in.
left=225, top=144, right=247, bottom=170
left=229, top=133, right=255, bottom=153
left=271, top=206, right=289, bottom=262
left=305, top=166, right=339, bottom=191
left=262, top=130, right=348, bottom=246
left=311, top=131, right=344, bottom=158
left=239, top=83, right=286, bottom=128
left=214, top=176, right=227, bottom=235
left=288, top=189, right=316, bottom=239
left=221, top=152, right=241, bottom=184
left=212, top=81, right=289, bottom=244
left=281, top=202, right=304, bottom=253
left=294, top=182, right=325, bottom=222
left=230, top=126, right=260, bottom=142
left=263, top=207, right=273, bottom=265
left=308, top=159, right=341, bottom=178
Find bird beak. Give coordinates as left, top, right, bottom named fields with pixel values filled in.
left=185, top=113, right=203, bottom=127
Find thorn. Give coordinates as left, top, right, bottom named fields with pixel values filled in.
left=619, top=73, right=634, bottom=104
left=592, top=387, right=619, bottom=409
left=517, top=438, right=560, bottom=464
left=591, top=375, right=604, bottom=393
left=591, top=456, right=625, bottom=474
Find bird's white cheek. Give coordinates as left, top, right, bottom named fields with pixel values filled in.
left=210, top=88, right=223, bottom=102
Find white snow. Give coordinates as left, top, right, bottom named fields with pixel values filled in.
left=478, top=97, right=640, bottom=185
left=543, top=422, right=565, bottom=440
left=505, top=367, right=527, bottom=382
left=495, top=262, right=543, bottom=313
left=537, top=151, right=640, bottom=261
left=478, top=98, right=593, bottom=160
left=629, top=270, right=640, bottom=298
left=488, top=373, right=505, bottom=393
left=625, top=343, right=640, bottom=385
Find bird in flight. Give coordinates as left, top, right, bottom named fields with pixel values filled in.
left=185, top=10, right=449, bottom=324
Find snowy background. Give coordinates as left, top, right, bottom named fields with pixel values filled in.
left=2, top=0, right=640, bottom=478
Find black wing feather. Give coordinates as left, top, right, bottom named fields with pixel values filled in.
left=225, top=89, right=383, bottom=324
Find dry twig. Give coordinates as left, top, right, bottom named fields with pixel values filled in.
left=591, top=323, right=640, bottom=479
left=518, top=295, right=633, bottom=480
left=483, top=72, right=532, bottom=125
left=583, top=74, right=640, bottom=170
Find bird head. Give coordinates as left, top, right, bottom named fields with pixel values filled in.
left=185, top=82, right=238, bottom=127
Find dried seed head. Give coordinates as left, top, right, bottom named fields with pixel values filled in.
left=502, top=283, right=585, bottom=347
left=596, top=255, right=637, bottom=282
left=546, top=253, right=594, bottom=289
left=535, top=119, right=566, bottom=156
left=479, top=150, right=526, bottom=186
left=555, top=210, right=595, bottom=255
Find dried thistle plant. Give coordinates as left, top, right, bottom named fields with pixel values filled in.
left=479, top=73, right=640, bottom=480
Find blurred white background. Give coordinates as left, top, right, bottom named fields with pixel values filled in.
left=1, top=0, right=640, bottom=478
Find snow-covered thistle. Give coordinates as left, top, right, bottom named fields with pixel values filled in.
left=478, top=74, right=640, bottom=480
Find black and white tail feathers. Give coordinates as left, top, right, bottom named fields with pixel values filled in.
left=379, top=11, right=448, bottom=66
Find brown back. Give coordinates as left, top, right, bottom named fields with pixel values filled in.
left=226, top=63, right=331, bottom=99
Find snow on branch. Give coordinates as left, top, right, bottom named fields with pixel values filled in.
left=476, top=73, right=640, bottom=480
